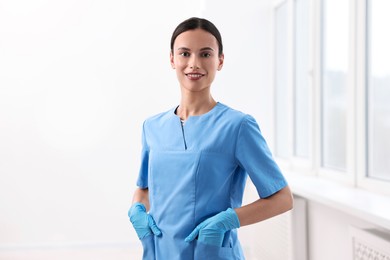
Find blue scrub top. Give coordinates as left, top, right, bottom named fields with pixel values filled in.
left=136, top=102, right=287, bottom=260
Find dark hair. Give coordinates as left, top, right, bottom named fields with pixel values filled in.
left=170, top=17, right=223, bottom=56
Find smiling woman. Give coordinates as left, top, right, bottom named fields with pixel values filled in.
left=127, top=17, right=293, bottom=260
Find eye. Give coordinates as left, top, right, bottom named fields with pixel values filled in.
left=180, top=52, right=190, bottom=57
left=201, top=52, right=211, bottom=58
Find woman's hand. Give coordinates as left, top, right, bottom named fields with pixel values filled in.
left=128, top=202, right=161, bottom=239
left=185, top=208, right=240, bottom=246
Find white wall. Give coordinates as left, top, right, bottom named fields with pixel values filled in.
left=0, top=0, right=204, bottom=256
left=200, top=0, right=276, bottom=142
left=0, top=0, right=280, bottom=258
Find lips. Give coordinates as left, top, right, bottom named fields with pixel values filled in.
left=185, top=73, right=205, bottom=80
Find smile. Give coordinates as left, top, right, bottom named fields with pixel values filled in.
left=185, top=73, right=205, bottom=79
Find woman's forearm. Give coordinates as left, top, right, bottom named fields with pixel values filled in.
left=132, top=187, right=150, bottom=211
left=234, top=186, right=293, bottom=227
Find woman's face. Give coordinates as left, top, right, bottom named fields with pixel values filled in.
left=170, top=29, right=224, bottom=93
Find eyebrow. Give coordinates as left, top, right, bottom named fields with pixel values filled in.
left=177, top=47, right=215, bottom=52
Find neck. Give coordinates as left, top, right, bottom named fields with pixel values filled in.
left=176, top=90, right=216, bottom=120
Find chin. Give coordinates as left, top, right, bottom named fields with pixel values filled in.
left=181, top=84, right=210, bottom=93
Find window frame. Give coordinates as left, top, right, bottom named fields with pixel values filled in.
left=356, top=0, right=390, bottom=196
left=273, top=0, right=294, bottom=166
left=290, top=0, right=315, bottom=173
left=274, top=0, right=390, bottom=195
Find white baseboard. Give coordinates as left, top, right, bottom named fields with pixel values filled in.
left=0, top=241, right=143, bottom=260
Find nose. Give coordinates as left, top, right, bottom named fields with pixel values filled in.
left=189, top=56, right=200, bottom=70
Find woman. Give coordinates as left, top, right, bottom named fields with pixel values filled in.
left=128, top=17, right=293, bottom=260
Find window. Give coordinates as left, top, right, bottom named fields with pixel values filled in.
left=274, top=0, right=390, bottom=194
left=367, top=0, right=390, bottom=181
left=275, top=1, right=290, bottom=159
left=294, top=0, right=311, bottom=159
left=321, top=0, right=349, bottom=171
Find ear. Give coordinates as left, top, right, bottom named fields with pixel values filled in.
left=217, top=53, right=224, bottom=71
left=170, top=51, right=175, bottom=69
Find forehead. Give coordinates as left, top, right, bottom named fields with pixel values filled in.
left=174, top=29, right=218, bottom=50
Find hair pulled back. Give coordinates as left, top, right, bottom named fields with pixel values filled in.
left=170, top=17, right=223, bottom=56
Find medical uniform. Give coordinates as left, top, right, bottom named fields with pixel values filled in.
left=136, top=102, right=287, bottom=260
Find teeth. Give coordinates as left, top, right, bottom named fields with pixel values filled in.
left=187, top=74, right=202, bottom=78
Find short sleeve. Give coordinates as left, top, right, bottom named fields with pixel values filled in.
left=136, top=122, right=149, bottom=188
left=235, top=115, right=287, bottom=198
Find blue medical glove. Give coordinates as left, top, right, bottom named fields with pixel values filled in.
left=185, top=208, right=240, bottom=247
left=128, top=202, right=161, bottom=239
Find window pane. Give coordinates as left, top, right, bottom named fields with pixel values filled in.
left=294, top=0, right=310, bottom=158
left=368, top=0, right=390, bottom=181
left=275, top=2, right=289, bottom=159
left=321, top=0, right=348, bottom=171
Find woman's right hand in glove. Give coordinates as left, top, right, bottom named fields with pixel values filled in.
left=128, top=202, right=161, bottom=239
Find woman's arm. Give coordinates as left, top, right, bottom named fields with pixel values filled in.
left=132, top=187, right=150, bottom=211
left=235, top=185, right=293, bottom=226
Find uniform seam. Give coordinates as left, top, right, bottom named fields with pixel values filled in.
left=142, top=120, right=150, bottom=152
left=194, top=152, right=202, bottom=215
left=233, top=115, right=249, bottom=166
left=192, top=151, right=202, bottom=260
